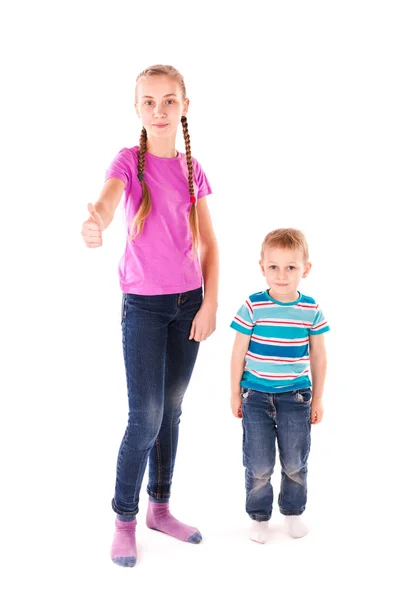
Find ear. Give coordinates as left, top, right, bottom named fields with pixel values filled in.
left=182, top=97, right=190, bottom=116
left=134, top=102, right=140, bottom=119
left=259, top=259, right=265, bottom=276
left=302, top=262, right=312, bottom=278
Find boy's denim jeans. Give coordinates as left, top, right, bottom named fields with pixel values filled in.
left=112, top=287, right=203, bottom=519
left=241, top=387, right=312, bottom=521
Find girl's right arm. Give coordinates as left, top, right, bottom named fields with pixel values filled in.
left=81, top=177, right=125, bottom=248
left=230, top=331, right=251, bottom=418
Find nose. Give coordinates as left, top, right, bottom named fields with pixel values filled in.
left=153, top=104, right=167, bottom=118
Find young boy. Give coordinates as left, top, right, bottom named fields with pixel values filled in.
left=230, top=228, right=329, bottom=543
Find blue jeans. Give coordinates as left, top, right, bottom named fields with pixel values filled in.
left=112, top=287, right=203, bottom=519
left=241, top=387, right=312, bottom=521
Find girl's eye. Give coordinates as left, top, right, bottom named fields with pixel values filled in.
left=269, top=266, right=277, bottom=270
left=166, top=100, right=174, bottom=104
left=288, top=266, right=296, bottom=270
left=144, top=101, right=153, bottom=106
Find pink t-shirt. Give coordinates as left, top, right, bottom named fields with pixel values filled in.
left=105, top=146, right=212, bottom=295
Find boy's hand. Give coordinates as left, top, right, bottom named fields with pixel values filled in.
left=231, top=393, right=243, bottom=419
left=310, top=398, right=324, bottom=424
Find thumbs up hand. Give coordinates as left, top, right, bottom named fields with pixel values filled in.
left=81, top=203, right=105, bottom=248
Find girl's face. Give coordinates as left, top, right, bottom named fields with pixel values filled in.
left=260, top=246, right=311, bottom=302
left=135, top=75, right=189, bottom=139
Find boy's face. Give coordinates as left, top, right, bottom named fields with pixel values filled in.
left=259, top=245, right=311, bottom=301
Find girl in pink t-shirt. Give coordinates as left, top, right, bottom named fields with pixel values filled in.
left=81, top=65, right=219, bottom=567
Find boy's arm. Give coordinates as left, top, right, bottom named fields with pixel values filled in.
left=230, top=332, right=251, bottom=418
left=309, top=333, right=328, bottom=424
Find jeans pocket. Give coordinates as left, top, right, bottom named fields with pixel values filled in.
left=293, top=387, right=312, bottom=404
left=240, top=387, right=254, bottom=402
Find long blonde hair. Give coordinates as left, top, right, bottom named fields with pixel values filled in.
left=130, top=65, right=199, bottom=250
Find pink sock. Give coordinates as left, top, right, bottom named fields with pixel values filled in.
left=146, top=501, right=202, bottom=543
left=111, top=517, right=137, bottom=567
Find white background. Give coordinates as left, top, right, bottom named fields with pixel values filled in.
left=1, top=1, right=398, bottom=598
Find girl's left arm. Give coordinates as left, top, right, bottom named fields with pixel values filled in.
left=189, top=197, right=219, bottom=342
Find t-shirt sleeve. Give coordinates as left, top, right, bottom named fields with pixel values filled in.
left=105, top=148, right=133, bottom=190
left=310, top=305, right=330, bottom=335
left=230, top=299, right=255, bottom=336
left=193, top=158, right=212, bottom=198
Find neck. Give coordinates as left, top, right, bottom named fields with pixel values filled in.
left=146, top=136, right=178, bottom=158
left=268, top=289, right=300, bottom=303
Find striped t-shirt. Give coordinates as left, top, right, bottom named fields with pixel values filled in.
left=230, top=290, right=330, bottom=393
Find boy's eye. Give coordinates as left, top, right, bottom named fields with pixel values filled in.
left=144, top=101, right=153, bottom=105
left=166, top=99, right=175, bottom=104
left=269, top=266, right=277, bottom=270
left=287, top=266, right=296, bottom=270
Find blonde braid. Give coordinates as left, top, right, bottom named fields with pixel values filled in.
left=181, top=115, right=199, bottom=250
left=129, top=127, right=152, bottom=239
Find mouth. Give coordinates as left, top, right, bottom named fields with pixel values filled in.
left=276, top=283, right=289, bottom=287
left=152, top=123, right=169, bottom=128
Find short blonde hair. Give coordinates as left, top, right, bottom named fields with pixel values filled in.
left=261, top=228, right=309, bottom=261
